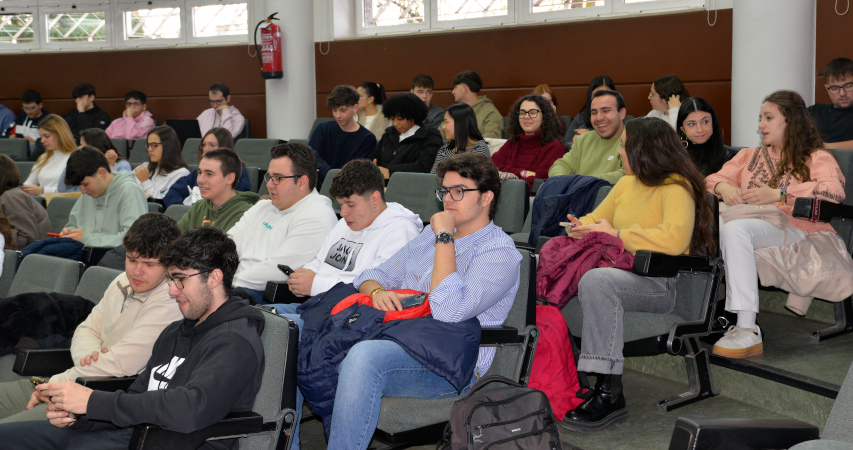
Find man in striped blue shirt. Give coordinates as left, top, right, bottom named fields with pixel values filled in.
left=327, top=152, right=522, bottom=450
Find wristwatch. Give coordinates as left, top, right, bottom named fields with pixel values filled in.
left=435, top=231, right=454, bottom=245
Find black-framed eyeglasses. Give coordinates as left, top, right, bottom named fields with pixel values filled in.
left=166, top=270, right=211, bottom=290
left=22, top=106, right=38, bottom=112
left=518, top=109, right=541, bottom=119
left=436, top=186, right=478, bottom=202
left=826, top=82, right=853, bottom=94
left=146, top=142, right=162, bottom=149
left=208, top=99, right=226, bottom=105
left=264, top=173, right=300, bottom=185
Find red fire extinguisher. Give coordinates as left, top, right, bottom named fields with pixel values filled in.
left=254, top=13, right=282, bottom=79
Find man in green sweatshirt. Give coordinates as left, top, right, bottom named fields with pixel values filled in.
left=548, top=89, right=627, bottom=185
left=62, top=147, right=148, bottom=247
left=178, top=148, right=259, bottom=233
left=444, top=70, right=504, bottom=139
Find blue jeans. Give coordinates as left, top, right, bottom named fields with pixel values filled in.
left=0, top=419, right=133, bottom=449
left=326, top=340, right=477, bottom=450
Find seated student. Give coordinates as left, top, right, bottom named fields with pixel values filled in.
left=369, top=93, right=443, bottom=179
left=61, top=147, right=148, bottom=248
left=0, top=94, right=15, bottom=139
left=560, top=117, right=715, bottom=432
left=171, top=127, right=251, bottom=206
left=105, top=90, right=155, bottom=140
left=412, top=74, right=445, bottom=131
left=197, top=82, right=245, bottom=138
left=566, top=76, right=617, bottom=143
left=809, top=57, right=853, bottom=149
left=706, top=90, right=846, bottom=359
left=63, top=83, right=111, bottom=137
left=21, top=114, right=77, bottom=195
left=676, top=97, right=730, bottom=176
left=0, top=155, right=51, bottom=249
left=135, top=125, right=191, bottom=205
left=9, top=90, right=51, bottom=149
left=310, top=85, right=377, bottom=184
left=492, top=94, right=567, bottom=188
left=80, top=128, right=131, bottom=172
left=548, top=89, right=627, bottom=185
left=0, top=212, right=183, bottom=424
left=445, top=70, right=503, bottom=139
left=0, top=227, right=265, bottom=450
left=356, top=82, right=392, bottom=141
left=532, top=84, right=565, bottom=135
left=325, top=153, right=521, bottom=449
left=228, top=143, right=337, bottom=303
left=177, top=149, right=259, bottom=233
left=646, top=75, right=689, bottom=130
left=430, top=103, right=490, bottom=174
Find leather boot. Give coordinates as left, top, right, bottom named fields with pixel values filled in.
left=561, top=374, right=628, bottom=433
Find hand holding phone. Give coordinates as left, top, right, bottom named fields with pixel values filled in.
left=398, top=293, right=428, bottom=309
left=277, top=265, right=294, bottom=276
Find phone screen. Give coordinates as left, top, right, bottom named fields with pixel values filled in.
left=399, top=293, right=427, bottom=309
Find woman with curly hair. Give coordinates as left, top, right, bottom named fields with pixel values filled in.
left=430, top=103, right=489, bottom=174
left=706, top=90, right=845, bottom=359
left=369, top=93, right=443, bottom=179
left=646, top=75, right=690, bottom=129
left=675, top=97, right=730, bottom=176
left=21, top=114, right=77, bottom=194
left=491, top=94, right=567, bottom=188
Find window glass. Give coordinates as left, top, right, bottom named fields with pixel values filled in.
left=438, top=0, right=508, bottom=21
left=0, top=13, right=34, bottom=44
left=46, top=12, right=107, bottom=42
left=124, top=7, right=181, bottom=40
left=531, top=0, right=603, bottom=12
left=363, top=0, right=424, bottom=27
left=192, top=3, right=248, bottom=37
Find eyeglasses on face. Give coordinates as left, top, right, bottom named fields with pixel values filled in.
left=826, top=82, right=853, bottom=94
left=166, top=270, right=211, bottom=290
left=435, top=186, right=478, bottom=202
left=146, top=142, right=162, bottom=149
left=518, top=109, right=541, bottom=119
left=264, top=173, right=300, bottom=185
left=208, top=99, right=226, bottom=105
left=22, top=106, right=38, bottom=112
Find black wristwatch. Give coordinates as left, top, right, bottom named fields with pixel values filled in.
left=435, top=231, right=454, bottom=245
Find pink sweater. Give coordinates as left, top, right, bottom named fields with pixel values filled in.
left=105, top=110, right=155, bottom=140
left=197, top=106, right=245, bottom=137
left=705, top=146, right=846, bottom=233
left=491, top=131, right=566, bottom=188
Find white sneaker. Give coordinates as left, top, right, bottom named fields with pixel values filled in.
left=712, top=325, right=763, bottom=359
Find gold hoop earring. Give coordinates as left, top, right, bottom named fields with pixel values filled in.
left=680, top=134, right=689, bottom=149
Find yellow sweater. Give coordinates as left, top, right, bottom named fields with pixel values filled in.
left=579, top=175, right=695, bottom=255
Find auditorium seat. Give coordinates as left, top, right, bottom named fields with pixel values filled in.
left=493, top=178, right=527, bottom=234
left=7, top=254, right=83, bottom=297
left=318, top=168, right=341, bottom=214
left=385, top=172, right=442, bottom=226
left=181, top=138, right=202, bottom=165
left=234, top=138, right=280, bottom=170
left=110, top=138, right=129, bottom=159
left=309, top=117, right=334, bottom=139
left=0, top=139, right=28, bottom=160
left=74, top=266, right=123, bottom=305
left=164, top=204, right=191, bottom=222
left=46, top=196, right=78, bottom=234
left=129, top=139, right=149, bottom=164
left=0, top=249, right=21, bottom=298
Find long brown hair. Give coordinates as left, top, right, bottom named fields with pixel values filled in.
left=763, top=90, right=824, bottom=187
left=147, top=126, right=188, bottom=176
left=624, top=117, right=715, bottom=257
left=0, top=155, right=21, bottom=197
left=0, top=211, right=12, bottom=249
left=35, top=114, right=76, bottom=170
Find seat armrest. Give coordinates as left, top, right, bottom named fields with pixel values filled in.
left=81, top=246, right=112, bottom=266
left=76, top=376, right=137, bottom=392
left=129, top=411, right=263, bottom=450
left=13, top=348, right=74, bottom=376
left=481, top=326, right=519, bottom=345
left=263, top=281, right=308, bottom=304
left=632, top=251, right=712, bottom=278
left=669, top=417, right=819, bottom=450
left=792, top=197, right=853, bottom=222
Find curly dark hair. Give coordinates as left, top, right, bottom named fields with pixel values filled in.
left=382, top=93, right=428, bottom=126
left=763, top=90, right=824, bottom=186
left=329, top=159, right=385, bottom=201
left=123, top=213, right=181, bottom=260
left=506, top=94, right=566, bottom=147
left=437, top=152, right=501, bottom=220
left=160, top=226, right=239, bottom=296
left=624, top=117, right=715, bottom=257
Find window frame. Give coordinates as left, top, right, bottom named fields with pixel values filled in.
left=0, top=5, right=39, bottom=50
left=185, top=0, right=250, bottom=44
left=431, top=0, right=515, bottom=31
left=40, top=3, right=112, bottom=50
left=355, top=0, right=431, bottom=36
left=114, top=1, right=185, bottom=48
left=518, top=0, right=611, bottom=24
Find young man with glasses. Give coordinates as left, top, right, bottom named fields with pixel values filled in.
left=197, top=83, right=245, bottom=138
left=106, top=90, right=155, bottom=140
left=318, top=152, right=521, bottom=449
left=0, top=213, right=183, bottom=426
left=63, top=83, right=111, bottom=137
left=0, top=227, right=266, bottom=450
left=808, top=57, right=853, bottom=149
left=9, top=90, right=50, bottom=147
left=228, top=142, right=337, bottom=303
left=548, top=89, right=627, bottom=185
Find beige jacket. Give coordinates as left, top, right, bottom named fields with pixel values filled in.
left=357, top=105, right=392, bottom=142
left=755, top=231, right=853, bottom=315
left=50, top=273, right=182, bottom=382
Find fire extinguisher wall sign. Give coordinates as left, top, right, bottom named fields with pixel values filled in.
left=255, top=13, right=283, bottom=79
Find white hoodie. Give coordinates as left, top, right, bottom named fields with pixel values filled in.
left=229, top=190, right=338, bottom=291
left=302, top=202, right=423, bottom=296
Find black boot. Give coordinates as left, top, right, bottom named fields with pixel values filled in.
left=561, top=374, right=627, bottom=433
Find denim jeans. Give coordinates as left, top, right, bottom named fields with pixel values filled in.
left=326, top=340, right=477, bottom=450
left=576, top=267, right=677, bottom=375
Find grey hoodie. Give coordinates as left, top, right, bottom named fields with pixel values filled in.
left=66, top=171, right=148, bottom=247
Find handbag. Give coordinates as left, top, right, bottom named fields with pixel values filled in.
left=719, top=203, right=788, bottom=229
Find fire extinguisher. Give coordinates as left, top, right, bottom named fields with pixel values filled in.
left=254, top=13, right=282, bottom=79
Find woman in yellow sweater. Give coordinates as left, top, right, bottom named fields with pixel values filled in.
left=560, top=117, right=714, bottom=433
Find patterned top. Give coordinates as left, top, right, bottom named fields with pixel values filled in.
left=706, top=146, right=846, bottom=233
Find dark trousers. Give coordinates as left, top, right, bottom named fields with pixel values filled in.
left=0, top=420, right=132, bottom=450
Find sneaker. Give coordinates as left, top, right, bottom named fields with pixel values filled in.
left=712, top=325, right=763, bottom=358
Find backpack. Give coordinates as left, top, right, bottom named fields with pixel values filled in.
left=438, top=375, right=563, bottom=450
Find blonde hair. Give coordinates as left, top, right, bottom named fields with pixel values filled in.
left=34, top=114, right=76, bottom=170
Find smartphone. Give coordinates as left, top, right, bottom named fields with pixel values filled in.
left=559, top=222, right=576, bottom=228
left=46, top=232, right=62, bottom=237
left=277, top=264, right=294, bottom=276
left=399, top=293, right=427, bottom=309
left=30, top=376, right=48, bottom=389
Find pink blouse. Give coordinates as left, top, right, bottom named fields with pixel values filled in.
left=705, top=147, right=846, bottom=233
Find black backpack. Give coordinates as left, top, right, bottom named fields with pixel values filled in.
left=438, top=375, right=563, bottom=450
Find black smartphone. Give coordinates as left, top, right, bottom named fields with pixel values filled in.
left=277, top=264, right=294, bottom=276
left=399, top=293, right=427, bottom=309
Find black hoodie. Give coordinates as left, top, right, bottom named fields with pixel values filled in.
left=79, top=297, right=265, bottom=450
left=63, top=103, right=111, bottom=136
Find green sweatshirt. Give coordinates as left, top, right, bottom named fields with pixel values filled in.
left=547, top=129, right=625, bottom=184
left=65, top=171, right=148, bottom=247
left=471, top=95, right=504, bottom=139
left=178, top=191, right=260, bottom=233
